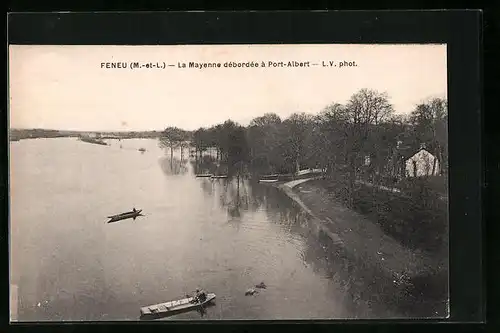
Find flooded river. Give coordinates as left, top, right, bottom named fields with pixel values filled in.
left=10, top=138, right=414, bottom=321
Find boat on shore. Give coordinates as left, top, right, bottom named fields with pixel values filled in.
left=296, top=168, right=324, bottom=178
left=107, top=209, right=143, bottom=223
left=258, top=173, right=294, bottom=183
left=211, top=175, right=228, bottom=179
left=140, top=293, right=216, bottom=319
left=261, top=174, right=279, bottom=178
left=195, top=174, right=213, bottom=178
left=259, top=179, right=279, bottom=183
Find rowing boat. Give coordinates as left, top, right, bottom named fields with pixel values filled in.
left=259, top=179, right=278, bottom=183
left=211, top=175, right=228, bottom=179
left=195, top=174, right=213, bottom=178
left=107, top=209, right=143, bottom=223
left=140, top=293, right=216, bottom=319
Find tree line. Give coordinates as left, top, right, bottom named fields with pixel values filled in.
left=159, top=88, right=448, bottom=184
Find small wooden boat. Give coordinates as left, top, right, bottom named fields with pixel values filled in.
left=259, top=179, right=278, bottom=183
left=211, top=175, right=228, bottom=179
left=138, top=148, right=146, bottom=152
left=107, top=209, right=143, bottom=223
left=259, top=174, right=279, bottom=183
left=195, top=174, right=213, bottom=178
left=140, top=293, right=216, bottom=319
left=277, top=174, right=294, bottom=181
left=261, top=174, right=279, bottom=179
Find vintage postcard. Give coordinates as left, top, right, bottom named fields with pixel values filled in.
left=9, top=44, right=449, bottom=321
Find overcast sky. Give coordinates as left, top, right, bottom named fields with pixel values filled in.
left=9, top=44, right=447, bottom=131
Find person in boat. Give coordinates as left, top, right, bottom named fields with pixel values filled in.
left=193, top=288, right=207, bottom=303
left=198, top=289, right=207, bottom=303
left=191, top=289, right=200, bottom=303
left=133, top=208, right=137, bottom=213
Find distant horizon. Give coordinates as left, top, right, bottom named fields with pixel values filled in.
left=9, top=44, right=447, bottom=132
left=9, top=93, right=442, bottom=134
left=9, top=127, right=163, bottom=133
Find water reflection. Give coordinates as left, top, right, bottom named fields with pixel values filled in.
left=190, top=156, right=219, bottom=175
left=159, top=157, right=188, bottom=176
left=199, top=179, right=214, bottom=196
left=221, top=178, right=250, bottom=219
left=199, top=179, right=446, bottom=318
left=12, top=139, right=445, bottom=321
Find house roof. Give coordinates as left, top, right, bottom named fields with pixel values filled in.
left=402, top=148, right=437, bottom=160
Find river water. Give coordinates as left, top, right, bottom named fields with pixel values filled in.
left=10, top=138, right=412, bottom=321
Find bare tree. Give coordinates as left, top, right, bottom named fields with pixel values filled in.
left=342, top=89, right=394, bottom=206
left=283, top=113, right=314, bottom=174
left=409, top=97, right=448, bottom=174
left=159, top=126, right=186, bottom=164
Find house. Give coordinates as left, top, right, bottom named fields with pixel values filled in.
left=386, top=142, right=441, bottom=179
left=405, top=146, right=440, bottom=177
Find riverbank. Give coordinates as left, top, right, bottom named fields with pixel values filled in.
left=275, top=177, right=448, bottom=315
left=9, top=128, right=161, bottom=141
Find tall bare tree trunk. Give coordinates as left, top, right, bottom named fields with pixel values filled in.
left=296, top=153, right=300, bottom=174
left=237, top=172, right=240, bottom=194
left=170, top=145, right=174, bottom=169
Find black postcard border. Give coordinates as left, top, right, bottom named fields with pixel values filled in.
left=3, top=10, right=484, bottom=333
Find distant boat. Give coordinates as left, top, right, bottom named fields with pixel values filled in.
left=195, top=174, right=213, bottom=178
left=140, top=293, right=216, bottom=319
left=139, top=148, right=146, bottom=152
left=107, top=209, right=143, bottom=223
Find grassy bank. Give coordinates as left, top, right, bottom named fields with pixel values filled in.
left=282, top=179, right=449, bottom=316
left=323, top=177, right=448, bottom=255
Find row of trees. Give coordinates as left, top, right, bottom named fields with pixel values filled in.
left=159, top=88, right=448, bottom=185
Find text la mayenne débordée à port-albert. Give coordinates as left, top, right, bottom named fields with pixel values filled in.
left=100, top=60, right=357, bottom=70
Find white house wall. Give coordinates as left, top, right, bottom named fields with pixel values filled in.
left=405, top=149, right=440, bottom=177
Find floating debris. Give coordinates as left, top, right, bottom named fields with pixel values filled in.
left=255, top=281, right=267, bottom=289
left=245, top=288, right=257, bottom=296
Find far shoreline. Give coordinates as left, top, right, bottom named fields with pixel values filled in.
left=9, top=128, right=162, bottom=141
